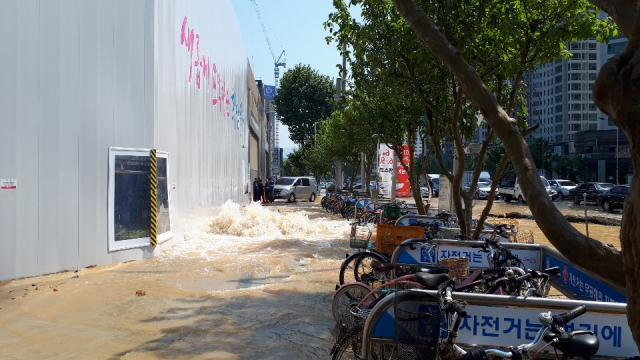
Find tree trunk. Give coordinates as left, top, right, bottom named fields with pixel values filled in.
left=391, top=0, right=624, bottom=288
left=591, top=40, right=640, bottom=349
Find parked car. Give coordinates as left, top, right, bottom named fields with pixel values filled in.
left=273, top=176, right=318, bottom=202
left=430, top=177, right=440, bottom=197
left=597, top=185, right=629, bottom=212
left=548, top=179, right=576, bottom=199
left=326, top=182, right=336, bottom=192
left=352, top=182, right=375, bottom=191
left=498, top=176, right=554, bottom=203
left=569, top=182, right=615, bottom=205
left=463, top=181, right=498, bottom=200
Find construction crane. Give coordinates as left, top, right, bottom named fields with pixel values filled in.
left=249, top=0, right=286, bottom=88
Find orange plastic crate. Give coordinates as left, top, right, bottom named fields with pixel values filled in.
left=375, top=224, right=425, bottom=254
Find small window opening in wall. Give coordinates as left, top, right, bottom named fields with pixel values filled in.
left=108, top=148, right=172, bottom=251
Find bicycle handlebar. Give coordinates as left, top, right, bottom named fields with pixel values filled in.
left=513, top=273, right=532, bottom=283
left=553, top=305, right=586, bottom=328
left=447, top=301, right=468, bottom=318
left=453, top=306, right=589, bottom=360
left=453, top=349, right=488, bottom=360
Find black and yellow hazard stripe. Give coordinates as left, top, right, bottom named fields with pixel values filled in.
left=150, top=149, right=158, bottom=246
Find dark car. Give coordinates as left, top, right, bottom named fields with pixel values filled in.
left=597, top=185, right=629, bottom=212
left=569, top=182, right=615, bottom=205
left=326, top=182, right=336, bottom=192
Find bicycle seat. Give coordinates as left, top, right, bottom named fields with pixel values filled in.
left=413, top=272, right=451, bottom=290
left=544, top=330, right=599, bottom=359
left=414, top=264, right=449, bottom=274
left=370, top=260, right=398, bottom=272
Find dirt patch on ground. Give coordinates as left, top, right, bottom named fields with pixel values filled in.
left=487, top=212, right=622, bottom=226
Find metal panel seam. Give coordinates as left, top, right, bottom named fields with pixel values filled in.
left=37, top=0, right=41, bottom=272
left=76, top=15, right=81, bottom=271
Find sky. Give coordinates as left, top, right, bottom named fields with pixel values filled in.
left=231, top=0, right=343, bottom=158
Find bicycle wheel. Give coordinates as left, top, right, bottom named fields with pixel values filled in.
left=332, top=283, right=373, bottom=322
left=332, top=330, right=363, bottom=360
left=371, top=341, right=396, bottom=360
left=339, top=252, right=363, bottom=285
left=358, top=211, right=378, bottom=225
left=354, top=252, right=390, bottom=287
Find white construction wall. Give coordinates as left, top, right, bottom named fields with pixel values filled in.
left=0, top=0, right=250, bottom=281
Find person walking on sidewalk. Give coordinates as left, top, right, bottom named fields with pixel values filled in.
left=267, top=177, right=275, bottom=203
left=252, top=178, right=260, bottom=202
left=256, top=178, right=264, bottom=203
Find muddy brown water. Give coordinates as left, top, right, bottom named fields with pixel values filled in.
left=0, top=196, right=622, bottom=359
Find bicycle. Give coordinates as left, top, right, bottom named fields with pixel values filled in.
left=357, top=285, right=599, bottom=360
left=450, top=305, right=599, bottom=360
left=332, top=263, right=451, bottom=322
left=332, top=275, right=461, bottom=360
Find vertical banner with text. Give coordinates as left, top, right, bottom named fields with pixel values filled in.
left=378, top=144, right=393, bottom=195
left=396, top=145, right=411, bottom=197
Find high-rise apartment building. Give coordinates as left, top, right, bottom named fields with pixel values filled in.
left=525, top=35, right=628, bottom=153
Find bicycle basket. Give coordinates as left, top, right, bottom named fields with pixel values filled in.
left=350, top=222, right=372, bottom=249
left=394, top=290, right=441, bottom=360
left=511, top=229, right=534, bottom=244
left=440, top=257, right=469, bottom=281
left=382, top=204, right=401, bottom=220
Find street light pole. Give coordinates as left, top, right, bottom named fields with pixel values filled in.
left=372, top=134, right=381, bottom=201
left=616, top=126, right=619, bottom=185
left=314, top=122, right=318, bottom=147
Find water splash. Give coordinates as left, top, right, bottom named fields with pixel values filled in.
left=159, top=200, right=350, bottom=261
left=207, top=200, right=350, bottom=240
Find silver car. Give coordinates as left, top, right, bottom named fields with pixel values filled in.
left=273, top=176, right=318, bottom=202
left=549, top=179, right=576, bottom=199
left=463, top=181, right=496, bottom=200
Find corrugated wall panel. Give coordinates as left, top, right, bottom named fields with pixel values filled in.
left=154, top=0, right=249, bottom=224
left=0, top=0, right=250, bottom=281
left=77, top=0, right=113, bottom=267
left=37, top=1, right=81, bottom=274
left=0, top=0, right=40, bottom=279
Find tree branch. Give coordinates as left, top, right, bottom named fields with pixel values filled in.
left=392, top=0, right=625, bottom=287
left=588, top=0, right=639, bottom=37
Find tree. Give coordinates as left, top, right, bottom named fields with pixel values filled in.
left=280, top=148, right=306, bottom=176
left=317, top=101, right=378, bottom=193
left=327, top=0, right=603, bottom=236
left=391, top=0, right=640, bottom=349
left=280, top=145, right=333, bottom=179
left=552, top=155, right=586, bottom=182
left=327, top=0, right=480, bottom=218
left=528, top=138, right=556, bottom=176
left=273, top=65, right=335, bottom=145
left=485, top=142, right=515, bottom=181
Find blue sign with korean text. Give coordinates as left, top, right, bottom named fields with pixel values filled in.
left=543, top=253, right=626, bottom=303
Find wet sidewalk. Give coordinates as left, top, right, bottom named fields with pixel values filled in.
left=0, top=200, right=348, bottom=359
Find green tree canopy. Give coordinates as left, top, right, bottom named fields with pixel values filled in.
left=274, top=64, right=335, bottom=145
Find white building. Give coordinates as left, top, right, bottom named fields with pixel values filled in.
left=0, top=0, right=259, bottom=281
left=525, top=35, right=628, bottom=152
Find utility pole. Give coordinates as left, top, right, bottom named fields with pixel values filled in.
left=391, top=151, right=397, bottom=201
left=616, top=126, right=619, bottom=185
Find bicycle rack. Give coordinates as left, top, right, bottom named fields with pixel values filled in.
left=361, top=290, right=635, bottom=359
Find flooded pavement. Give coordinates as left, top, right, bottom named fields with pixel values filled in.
left=0, top=196, right=622, bottom=359
left=0, top=200, right=351, bottom=359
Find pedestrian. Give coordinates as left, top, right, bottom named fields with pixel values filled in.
left=252, top=178, right=260, bottom=202
left=256, top=178, right=264, bottom=204
left=268, top=177, right=275, bottom=203
left=262, top=178, right=269, bottom=203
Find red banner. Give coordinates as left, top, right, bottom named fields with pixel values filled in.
left=396, top=145, right=411, bottom=197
